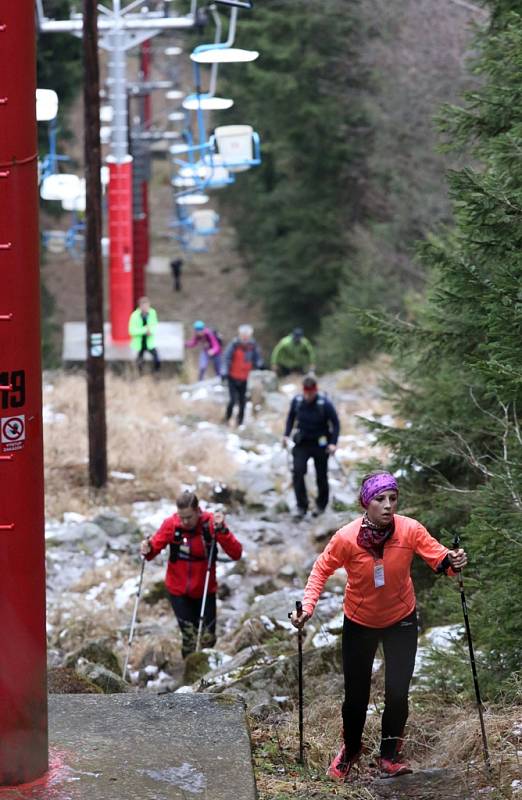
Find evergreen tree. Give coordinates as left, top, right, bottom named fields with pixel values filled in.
left=372, top=4, right=522, bottom=697
left=218, top=0, right=372, bottom=339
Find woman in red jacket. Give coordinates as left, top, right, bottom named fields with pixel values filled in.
left=140, top=491, right=242, bottom=657
left=291, top=471, right=467, bottom=781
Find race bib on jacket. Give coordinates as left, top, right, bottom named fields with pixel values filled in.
left=374, top=562, right=385, bottom=588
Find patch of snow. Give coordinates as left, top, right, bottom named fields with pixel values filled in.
left=132, top=499, right=177, bottom=530
left=114, top=576, right=139, bottom=609
left=312, top=630, right=337, bottom=648
left=273, top=695, right=289, bottom=703
left=42, top=405, right=67, bottom=424
left=85, top=582, right=106, bottom=602
left=175, top=685, right=194, bottom=693
left=202, top=649, right=232, bottom=670
left=110, top=470, right=135, bottom=481
left=144, top=664, right=159, bottom=676
left=425, top=624, right=463, bottom=648
left=260, top=615, right=276, bottom=631
left=63, top=511, right=87, bottom=524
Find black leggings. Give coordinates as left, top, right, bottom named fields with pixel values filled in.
left=226, top=378, right=248, bottom=424
left=169, top=593, right=216, bottom=659
left=342, top=610, right=417, bottom=759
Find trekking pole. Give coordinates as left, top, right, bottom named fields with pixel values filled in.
left=452, top=534, right=491, bottom=772
left=122, top=558, right=146, bottom=680
left=288, top=600, right=305, bottom=764
left=196, top=535, right=217, bottom=652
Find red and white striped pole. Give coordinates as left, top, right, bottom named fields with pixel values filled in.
left=0, top=0, right=48, bottom=785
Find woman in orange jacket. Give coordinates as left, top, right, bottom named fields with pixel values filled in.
left=291, top=471, right=467, bottom=781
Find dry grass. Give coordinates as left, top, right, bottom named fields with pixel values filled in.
left=43, top=372, right=237, bottom=518
left=252, top=696, right=522, bottom=799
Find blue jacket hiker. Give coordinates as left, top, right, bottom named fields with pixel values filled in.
left=284, top=374, right=340, bottom=519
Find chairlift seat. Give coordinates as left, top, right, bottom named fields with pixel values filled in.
left=190, top=48, right=259, bottom=64
left=40, top=174, right=83, bottom=202
left=182, top=95, right=234, bottom=111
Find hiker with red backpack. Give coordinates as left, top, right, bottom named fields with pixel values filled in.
left=185, top=320, right=222, bottom=381
left=140, top=490, right=242, bottom=658
left=290, top=471, right=467, bottom=781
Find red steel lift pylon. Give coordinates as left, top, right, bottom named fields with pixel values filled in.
left=0, top=1, right=48, bottom=785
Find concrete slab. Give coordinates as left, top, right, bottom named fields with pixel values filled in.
left=0, top=693, right=257, bottom=800
left=147, top=256, right=170, bottom=274
left=62, top=322, right=184, bottom=366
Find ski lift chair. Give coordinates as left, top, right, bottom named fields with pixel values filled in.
left=190, top=208, right=220, bottom=236
left=36, top=89, right=70, bottom=181
left=210, top=125, right=261, bottom=171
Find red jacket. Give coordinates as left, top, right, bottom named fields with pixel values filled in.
left=145, top=510, right=242, bottom=598
left=303, top=514, right=454, bottom=628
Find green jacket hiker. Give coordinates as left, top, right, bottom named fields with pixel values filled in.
left=129, top=304, right=158, bottom=352
left=271, top=328, right=315, bottom=376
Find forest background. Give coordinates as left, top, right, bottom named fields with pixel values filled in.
left=38, top=0, right=521, bottom=700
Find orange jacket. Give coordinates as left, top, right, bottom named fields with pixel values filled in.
left=303, top=514, right=454, bottom=628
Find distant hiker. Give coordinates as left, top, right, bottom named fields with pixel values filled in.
left=284, top=374, right=340, bottom=518
left=129, top=296, right=160, bottom=373
left=271, top=327, right=315, bottom=377
left=222, top=324, right=263, bottom=427
left=185, top=320, right=222, bottom=381
left=140, top=491, right=242, bottom=658
left=291, top=471, right=468, bottom=781
left=170, top=258, right=183, bottom=292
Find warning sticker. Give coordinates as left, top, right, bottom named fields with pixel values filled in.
left=1, top=415, right=26, bottom=452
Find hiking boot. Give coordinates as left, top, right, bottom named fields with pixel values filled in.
left=293, top=508, right=307, bottom=521
left=311, top=507, right=326, bottom=518
left=378, top=757, right=412, bottom=777
left=327, top=745, right=361, bottom=782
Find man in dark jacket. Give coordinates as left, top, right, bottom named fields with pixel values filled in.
left=284, top=375, right=340, bottom=519
left=140, top=491, right=242, bottom=657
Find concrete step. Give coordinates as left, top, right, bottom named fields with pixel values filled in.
left=1, top=693, right=257, bottom=799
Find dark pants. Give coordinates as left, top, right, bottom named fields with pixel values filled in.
left=169, top=593, right=216, bottom=659
left=292, top=441, right=329, bottom=512
left=275, top=365, right=306, bottom=377
left=137, top=345, right=160, bottom=372
left=226, top=377, right=248, bottom=424
left=342, top=610, right=418, bottom=760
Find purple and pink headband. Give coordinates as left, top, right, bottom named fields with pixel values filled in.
left=359, top=472, right=399, bottom=508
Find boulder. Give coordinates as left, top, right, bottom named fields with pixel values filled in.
left=248, top=700, right=279, bottom=720
left=252, top=577, right=279, bottom=596
left=48, top=666, right=102, bottom=694
left=184, top=651, right=210, bottom=684
left=46, top=521, right=107, bottom=553
left=226, top=617, right=273, bottom=653
left=75, top=660, right=129, bottom=693
left=310, top=511, right=348, bottom=544
left=64, top=639, right=121, bottom=675
left=250, top=588, right=303, bottom=624
left=92, top=511, right=140, bottom=539
left=143, top=580, right=170, bottom=605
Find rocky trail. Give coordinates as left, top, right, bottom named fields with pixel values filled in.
left=41, top=365, right=521, bottom=800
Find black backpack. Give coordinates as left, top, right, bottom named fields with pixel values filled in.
left=169, top=521, right=216, bottom=564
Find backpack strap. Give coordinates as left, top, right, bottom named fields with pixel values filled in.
left=201, top=518, right=218, bottom=563
left=168, top=528, right=184, bottom=563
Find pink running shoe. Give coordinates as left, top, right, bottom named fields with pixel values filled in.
left=378, top=757, right=413, bottom=777
left=327, top=745, right=361, bottom=782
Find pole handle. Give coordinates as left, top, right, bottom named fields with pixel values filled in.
left=452, top=533, right=462, bottom=573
